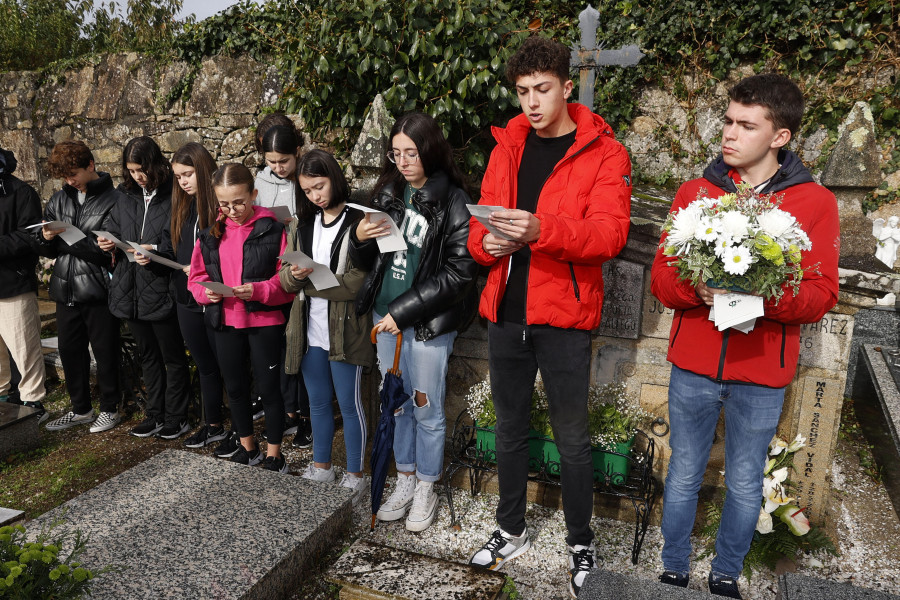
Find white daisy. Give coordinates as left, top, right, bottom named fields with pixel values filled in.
left=723, top=244, right=754, bottom=275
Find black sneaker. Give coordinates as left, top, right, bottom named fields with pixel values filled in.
left=184, top=424, right=227, bottom=448
left=157, top=420, right=190, bottom=440
left=708, top=573, right=742, bottom=599
left=23, top=401, right=48, bottom=424
left=283, top=414, right=299, bottom=437
left=251, top=397, right=264, bottom=421
left=292, top=418, right=313, bottom=448
left=659, top=570, right=689, bottom=588
left=230, top=445, right=262, bottom=466
left=213, top=431, right=241, bottom=458
left=261, top=454, right=289, bottom=473
left=130, top=416, right=163, bottom=438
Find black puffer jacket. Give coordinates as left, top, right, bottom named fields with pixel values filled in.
left=38, top=173, right=119, bottom=305
left=168, top=199, right=201, bottom=311
left=106, top=177, right=176, bottom=321
left=197, top=215, right=289, bottom=330
left=351, top=170, right=478, bottom=341
left=0, top=149, right=41, bottom=299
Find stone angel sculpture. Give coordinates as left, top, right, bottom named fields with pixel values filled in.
left=873, top=215, right=900, bottom=269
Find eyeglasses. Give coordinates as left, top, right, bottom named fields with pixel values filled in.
left=387, top=151, right=419, bottom=164
left=218, top=202, right=248, bottom=213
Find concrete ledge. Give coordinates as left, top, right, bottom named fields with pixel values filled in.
left=327, top=539, right=508, bottom=600
left=778, top=573, right=900, bottom=600
left=31, top=450, right=353, bottom=600
left=0, top=507, right=24, bottom=527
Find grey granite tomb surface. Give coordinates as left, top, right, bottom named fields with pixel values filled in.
left=326, top=539, right=508, bottom=600
left=576, top=570, right=716, bottom=599
left=779, top=573, right=900, bottom=599
left=30, top=449, right=353, bottom=600
left=0, top=401, right=41, bottom=458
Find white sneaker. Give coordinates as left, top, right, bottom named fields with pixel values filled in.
left=45, top=410, right=94, bottom=431
left=376, top=473, right=416, bottom=522
left=339, top=472, right=368, bottom=506
left=89, top=411, right=121, bottom=433
left=469, top=527, right=531, bottom=570
left=405, top=480, right=438, bottom=532
left=301, top=462, right=335, bottom=482
left=568, top=542, right=598, bottom=598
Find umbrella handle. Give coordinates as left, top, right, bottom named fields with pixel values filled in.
left=371, top=327, right=403, bottom=374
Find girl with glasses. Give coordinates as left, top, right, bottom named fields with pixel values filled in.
left=351, top=112, right=478, bottom=532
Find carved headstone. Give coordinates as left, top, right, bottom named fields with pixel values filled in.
left=598, top=259, right=644, bottom=339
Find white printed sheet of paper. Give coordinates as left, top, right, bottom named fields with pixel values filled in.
left=466, top=204, right=513, bottom=241
left=26, top=221, right=86, bottom=246
left=197, top=281, right=235, bottom=297
left=345, top=203, right=407, bottom=253
left=93, top=230, right=137, bottom=262
left=278, top=251, right=339, bottom=290
left=127, top=241, right=187, bottom=270
left=710, top=293, right=764, bottom=332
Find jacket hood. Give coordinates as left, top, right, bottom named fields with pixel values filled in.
left=0, top=148, right=16, bottom=178
left=225, top=204, right=277, bottom=230
left=493, top=102, right=617, bottom=153
left=702, top=149, right=814, bottom=194
left=256, top=166, right=293, bottom=187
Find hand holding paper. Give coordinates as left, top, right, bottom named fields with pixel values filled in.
left=126, top=241, right=187, bottom=270
left=279, top=251, right=339, bottom=290
left=346, top=203, right=407, bottom=253
left=197, top=281, right=234, bottom=298
left=467, top=204, right=513, bottom=241
left=27, top=221, right=87, bottom=246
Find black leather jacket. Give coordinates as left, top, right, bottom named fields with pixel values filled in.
left=38, top=173, right=119, bottom=305
left=106, top=177, right=176, bottom=321
left=351, top=170, right=478, bottom=341
left=0, top=149, right=41, bottom=299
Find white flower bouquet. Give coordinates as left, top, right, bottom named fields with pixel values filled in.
left=661, top=183, right=813, bottom=302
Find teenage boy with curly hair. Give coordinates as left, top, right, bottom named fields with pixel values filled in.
left=466, top=35, right=632, bottom=598
left=651, top=74, right=839, bottom=598
left=41, top=141, right=123, bottom=433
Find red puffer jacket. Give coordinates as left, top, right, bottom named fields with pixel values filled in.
left=650, top=152, right=840, bottom=388
left=467, top=103, right=632, bottom=330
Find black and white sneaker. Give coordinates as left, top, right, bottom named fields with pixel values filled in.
left=89, top=411, right=121, bottom=433
left=45, top=410, right=94, bottom=431
left=251, top=397, right=264, bottom=421
left=659, top=570, right=689, bottom=588
left=183, top=424, right=228, bottom=448
left=157, top=420, right=190, bottom=440
left=261, top=454, right=289, bottom=473
left=469, top=528, right=531, bottom=570
left=291, top=418, right=313, bottom=448
left=708, top=572, right=742, bottom=599
left=567, top=542, right=598, bottom=598
left=213, top=431, right=241, bottom=458
left=130, top=416, right=163, bottom=438
left=283, top=414, right=299, bottom=437
left=230, top=445, right=262, bottom=466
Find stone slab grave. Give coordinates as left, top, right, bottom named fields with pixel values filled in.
left=851, top=344, right=900, bottom=518
left=0, top=507, right=24, bottom=527
left=326, top=539, right=508, bottom=600
left=779, top=573, right=900, bottom=599
left=579, top=570, right=714, bottom=599
left=0, top=400, right=42, bottom=458
left=29, top=450, right=353, bottom=600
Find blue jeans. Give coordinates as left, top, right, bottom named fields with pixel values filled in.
left=374, top=313, right=456, bottom=482
left=661, top=365, right=785, bottom=577
left=301, top=346, right=366, bottom=473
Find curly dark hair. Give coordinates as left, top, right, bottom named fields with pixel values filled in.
left=48, top=141, right=94, bottom=178
left=728, top=74, right=804, bottom=136
left=505, top=35, right=570, bottom=84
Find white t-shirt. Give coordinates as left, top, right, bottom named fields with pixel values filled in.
left=307, top=211, right=346, bottom=351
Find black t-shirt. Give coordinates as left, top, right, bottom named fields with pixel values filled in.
left=497, top=128, right=577, bottom=324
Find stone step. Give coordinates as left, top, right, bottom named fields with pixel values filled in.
left=779, top=573, right=900, bottom=599
left=326, top=539, right=508, bottom=600
left=30, top=449, right=354, bottom=600
left=0, top=507, right=24, bottom=527
left=579, top=570, right=714, bottom=599
left=0, top=401, right=42, bottom=458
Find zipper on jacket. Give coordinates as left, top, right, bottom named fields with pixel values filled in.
left=669, top=311, right=684, bottom=347
left=716, top=329, right=731, bottom=381
left=780, top=323, right=786, bottom=368
left=568, top=262, right=581, bottom=303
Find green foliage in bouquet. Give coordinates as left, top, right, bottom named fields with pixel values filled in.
left=0, top=517, right=115, bottom=599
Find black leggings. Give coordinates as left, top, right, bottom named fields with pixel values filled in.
left=214, top=324, right=284, bottom=444
left=176, top=303, right=224, bottom=425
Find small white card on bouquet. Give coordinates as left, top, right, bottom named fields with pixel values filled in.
left=710, top=293, right=764, bottom=333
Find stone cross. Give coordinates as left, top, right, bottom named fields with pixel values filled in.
left=570, top=5, right=645, bottom=110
